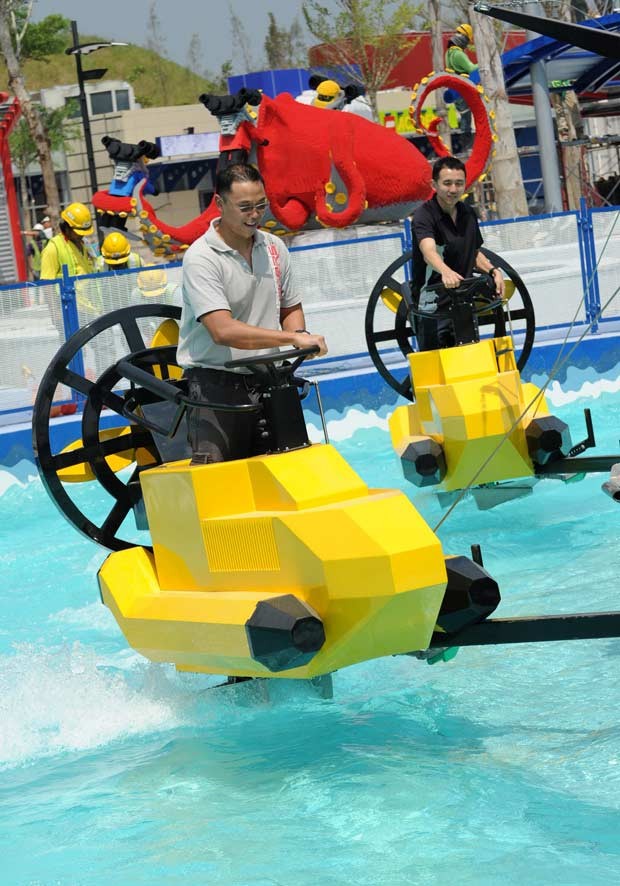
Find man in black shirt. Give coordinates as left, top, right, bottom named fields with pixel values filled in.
left=411, top=156, right=504, bottom=349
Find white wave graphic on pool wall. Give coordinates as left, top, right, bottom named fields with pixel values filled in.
left=0, top=458, right=38, bottom=496
left=527, top=357, right=620, bottom=405
left=305, top=406, right=389, bottom=442
left=0, top=644, right=194, bottom=770
left=2, top=361, right=619, bottom=492
left=542, top=371, right=620, bottom=406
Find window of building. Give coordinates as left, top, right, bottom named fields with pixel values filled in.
left=115, top=89, right=130, bottom=111
left=90, top=91, right=113, bottom=115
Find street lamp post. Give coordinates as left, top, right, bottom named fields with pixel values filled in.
left=65, top=21, right=127, bottom=232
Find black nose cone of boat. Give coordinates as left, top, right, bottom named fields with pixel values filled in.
left=400, top=437, right=446, bottom=487
left=527, top=416, right=571, bottom=465
left=246, top=595, right=326, bottom=672
left=437, top=555, right=501, bottom=635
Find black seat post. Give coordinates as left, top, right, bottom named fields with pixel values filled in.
left=451, top=294, right=480, bottom=345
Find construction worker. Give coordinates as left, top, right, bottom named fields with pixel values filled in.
left=129, top=268, right=182, bottom=349
left=131, top=267, right=181, bottom=305
left=24, top=223, right=46, bottom=281
left=40, top=202, right=95, bottom=280
left=40, top=215, right=53, bottom=239
left=39, top=202, right=96, bottom=333
left=95, top=231, right=144, bottom=272
left=445, top=23, right=478, bottom=151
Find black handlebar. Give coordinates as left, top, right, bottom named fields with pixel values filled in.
left=423, top=273, right=494, bottom=296
left=225, top=345, right=319, bottom=371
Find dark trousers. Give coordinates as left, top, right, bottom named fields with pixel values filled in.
left=455, top=98, right=473, bottom=151
left=185, top=368, right=266, bottom=465
left=413, top=289, right=456, bottom=352
left=416, top=314, right=459, bottom=350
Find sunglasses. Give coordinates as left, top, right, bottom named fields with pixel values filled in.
left=232, top=200, right=269, bottom=214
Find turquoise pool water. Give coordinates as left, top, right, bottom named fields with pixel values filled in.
left=1, top=388, right=620, bottom=885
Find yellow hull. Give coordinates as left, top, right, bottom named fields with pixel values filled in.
left=389, top=338, right=553, bottom=491
left=99, top=444, right=448, bottom=678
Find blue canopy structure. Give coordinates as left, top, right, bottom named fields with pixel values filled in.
left=468, top=12, right=620, bottom=100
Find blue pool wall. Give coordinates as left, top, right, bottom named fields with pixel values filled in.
left=2, top=329, right=619, bottom=471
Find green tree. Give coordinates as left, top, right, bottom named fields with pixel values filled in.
left=544, top=0, right=586, bottom=209
left=302, top=0, right=423, bottom=119
left=146, top=1, right=169, bottom=105
left=229, top=3, right=262, bottom=72
left=187, top=32, right=204, bottom=76
left=470, top=4, right=528, bottom=218
left=0, top=3, right=70, bottom=227
left=264, top=13, right=307, bottom=68
left=20, top=13, right=68, bottom=58
left=209, top=60, right=232, bottom=93
left=9, top=103, right=79, bottom=226
left=186, top=32, right=231, bottom=93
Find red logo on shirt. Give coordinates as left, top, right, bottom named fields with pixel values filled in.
left=266, top=242, right=283, bottom=307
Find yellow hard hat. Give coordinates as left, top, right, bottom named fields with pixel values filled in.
left=313, top=80, right=343, bottom=106
left=60, top=202, right=93, bottom=236
left=136, top=268, right=168, bottom=297
left=101, top=231, right=131, bottom=264
left=456, top=23, right=473, bottom=43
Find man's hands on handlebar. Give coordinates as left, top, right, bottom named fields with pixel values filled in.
left=441, top=268, right=464, bottom=289
left=489, top=268, right=506, bottom=300
left=441, top=267, right=505, bottom=300
left=290, top=331, right=328, bottom=357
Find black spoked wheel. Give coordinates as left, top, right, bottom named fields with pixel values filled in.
left=32, top=304, right=182, bottom=551
left=365, top=247, right=536, bottom=401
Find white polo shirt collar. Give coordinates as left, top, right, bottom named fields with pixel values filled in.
left=204, top=217, right=267, bottom=253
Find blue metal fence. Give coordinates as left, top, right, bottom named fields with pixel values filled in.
left=0, top=206, right=619, bottom=429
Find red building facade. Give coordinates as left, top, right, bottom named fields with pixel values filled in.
left=308, top=30, right=527, bottom=90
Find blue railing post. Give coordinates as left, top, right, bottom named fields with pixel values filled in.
left=576, top=199, right=591, bottom=324
left=403, top=218, right=412, bottom=281
left=587, top=205, right=602, bottom=323
left=61, top=266, right=86, bottom=401
left=578, top=197, right=599, bottom=332
left=60, top=265, right=81, bottom=340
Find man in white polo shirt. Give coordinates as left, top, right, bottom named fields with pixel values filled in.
left=178, top=163, right=328, bottom=464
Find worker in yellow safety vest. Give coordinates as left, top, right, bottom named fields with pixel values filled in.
left=94, top=232, right=144, bottom=272
left=39, top=202, right=97, bottom=333
left=40, top=202, right=95, bottom=279
left=93, top=232, right=147, bottom=322
left=131, top=267, right=180, bottom=305
left=23, top=223, right=46, bottom=281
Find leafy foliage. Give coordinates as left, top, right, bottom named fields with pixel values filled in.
left=302, top=0, right=423, bottom=115
left=264, top=13, right=307, bottom=68
left=20, top=13, right=70, bottom=60
left=9, top=102, right=79, bottom=171
left=0, top=4, right=69, bottom=60
left=187, top=32, right=232, bottom=91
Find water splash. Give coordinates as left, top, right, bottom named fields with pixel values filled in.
left=0, top=644, right=196, bottom=770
